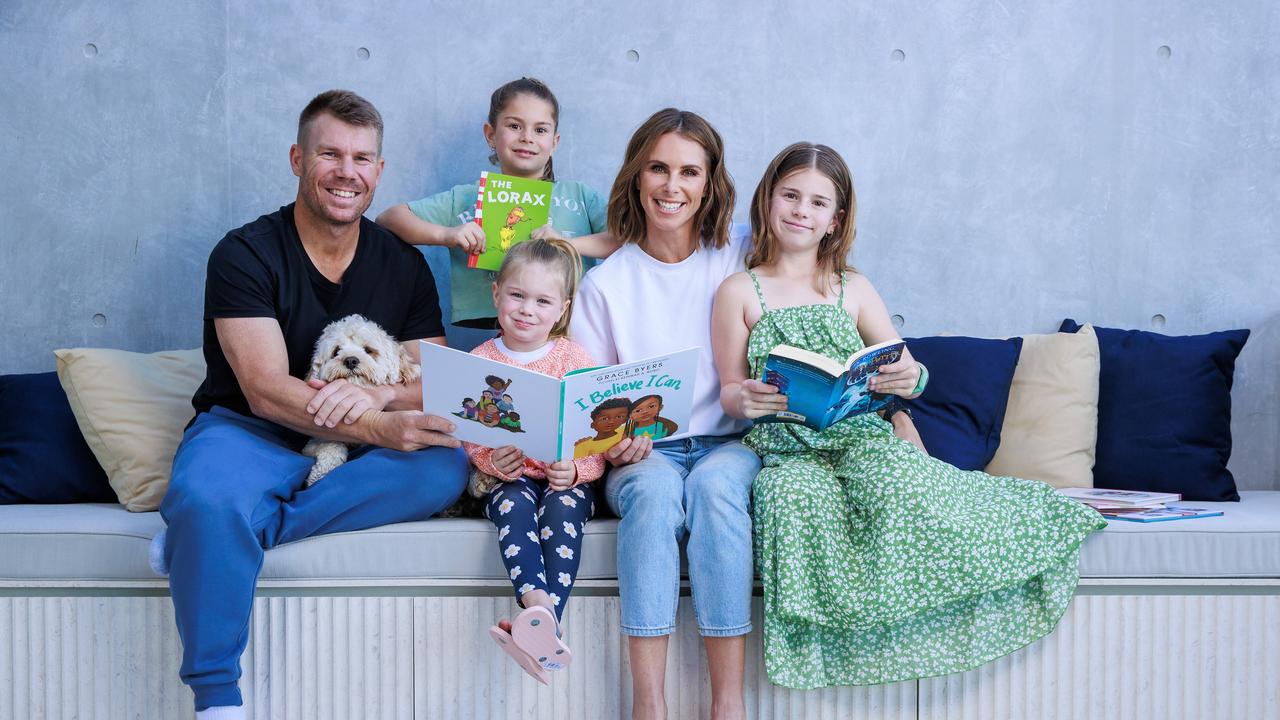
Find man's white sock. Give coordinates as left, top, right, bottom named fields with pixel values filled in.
left=148, top=529, right=170, bottom=577
left=195, top=705, right=245, bottom=720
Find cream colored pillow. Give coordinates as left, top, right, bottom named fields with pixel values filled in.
left=984, top=326, right=1099, bottom=488
left=54, top=348, right=205, bottom=512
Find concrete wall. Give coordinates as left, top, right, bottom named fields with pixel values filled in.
left=2, top=1, right=1277, bottom=488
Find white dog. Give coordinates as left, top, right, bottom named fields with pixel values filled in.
left=302, top=314, right=420, bottom=486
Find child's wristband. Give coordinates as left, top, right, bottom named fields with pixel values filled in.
left=911, top=363, right=929, bottom=396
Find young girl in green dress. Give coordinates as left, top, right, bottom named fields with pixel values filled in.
left=711, top=142, right=1106, bottom=689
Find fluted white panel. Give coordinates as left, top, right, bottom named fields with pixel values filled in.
left=411, top=596, right=915, bottom=720
left=0, top=596, right=188, bottom=720
left=919, top=594, right=1280, bottom=720
left=5, top=592, right=1274, bottom=719
left=243, top=596, right=416, bottom=720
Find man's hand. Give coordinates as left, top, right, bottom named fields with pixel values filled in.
left=605, top=435, right=653, bottom=467
left=546, top=460, right=577, bottom=490
left=490, top=445, right=526, bottom=478
left=737, top=378, right=787, bottom=419
left=447, top=222, right=487, bottom=255
left=367, top=410, right=461, bottom=452
left=306, top=378, right=391, bottom=427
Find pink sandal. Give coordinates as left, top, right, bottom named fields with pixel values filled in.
left=511, top=605, right=572, bottom=672
left=489, top=624, right=550, bottom=685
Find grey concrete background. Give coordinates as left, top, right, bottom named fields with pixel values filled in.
left=1, top=1, right=1276, bottom=488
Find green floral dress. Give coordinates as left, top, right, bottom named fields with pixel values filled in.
left=743, top=272, right=1106, bottom=689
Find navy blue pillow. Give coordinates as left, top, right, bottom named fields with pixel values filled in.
left=903, top=336, right=1023, bottom=471
left=0, top=372, right=115, bottom=504
left=1060, top=320, right=1248, bottom=502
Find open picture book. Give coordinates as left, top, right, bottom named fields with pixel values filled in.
left=420, top=342, right=699, bottom=463
left=466, top=171, right=553, bottom=271
left=758, top=339, right=906, bottom=431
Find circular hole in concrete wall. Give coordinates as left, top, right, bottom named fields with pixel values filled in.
left=626, top=49, right=640, bottom=63
left=83, top=43, right=98, bottom=58
left=92, top=313, right=107, bottom=327
left=1157, top=45, right=1172, bottom=59
left=891, top=49, right=906, bottom=62
left=356, top=47, right=370, bottom=61
left=1151, top=313, right=1166, bottom=329
left=891, top=314, right=905, bottom=328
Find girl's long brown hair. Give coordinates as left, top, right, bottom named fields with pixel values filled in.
left=606, top=108, right=735, bottom=249
left=487, top=77, right=560, bottom=182
left=747, top=142, right=857, bottom=294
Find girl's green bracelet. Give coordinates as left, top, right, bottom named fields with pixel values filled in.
left=911, top=362, right=929, bottom=396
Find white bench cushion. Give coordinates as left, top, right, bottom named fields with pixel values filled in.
left=1, top=492, right=1277, bottom=583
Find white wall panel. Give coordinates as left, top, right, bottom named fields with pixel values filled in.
left=2, top=591, right=1274, bottom=719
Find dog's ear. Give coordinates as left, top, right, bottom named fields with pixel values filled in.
left=397, top=342, right=422, bottom=383
left=307, top=337, right=330, bottom=381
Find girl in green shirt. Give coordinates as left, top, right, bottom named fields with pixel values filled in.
left=378, top=77, right=616, bottom=328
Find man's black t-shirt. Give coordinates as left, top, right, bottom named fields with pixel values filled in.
left=191, top=203, right=444, bottom=419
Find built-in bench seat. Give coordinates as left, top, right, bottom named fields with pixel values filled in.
left=3, top=492, right=1278, bottom=583
left=2, top=493, right=1277, bottom=719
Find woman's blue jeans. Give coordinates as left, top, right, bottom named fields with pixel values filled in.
left=603, top=435, right=760, bottom=637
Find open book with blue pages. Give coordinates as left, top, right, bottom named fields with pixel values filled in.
left=757, top=339, right=906, bottom=431
left=420, top=342, right=699, bottom=463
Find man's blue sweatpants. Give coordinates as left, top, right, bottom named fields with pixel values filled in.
left=160, top=406, right=467, bottom=710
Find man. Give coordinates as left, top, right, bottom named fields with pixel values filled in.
left=155, top=90, right=467, bottom=720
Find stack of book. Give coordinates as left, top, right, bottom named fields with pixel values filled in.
left=1056, top=488, right=1224, bottom=523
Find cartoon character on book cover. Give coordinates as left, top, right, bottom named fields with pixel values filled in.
left=573, top=398, right=632, bottom=459
left=627, top=394, right=678, bottom=440
left=498, top=206, right=531, bottom=251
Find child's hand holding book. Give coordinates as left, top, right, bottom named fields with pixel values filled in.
left=735, top=378, right=788, bottom=419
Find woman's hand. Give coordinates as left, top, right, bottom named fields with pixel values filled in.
left=736, top=378, right=787, bottom=419
left=605, top=435, right=653, bottom=467
left=491, top=445, right=525, bottom=478
left=546, top=460, right=577, bottom=490
left=868, top=357, right=922, bottom=398
left=447, top=222, right=487, bottom=255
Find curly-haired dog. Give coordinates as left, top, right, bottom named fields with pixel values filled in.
left=302, top=314, right=420, bottom=486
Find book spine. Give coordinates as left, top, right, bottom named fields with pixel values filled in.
left=467, top=171, right=488, bottom=269
left=556, top=377, right=567, bottom=462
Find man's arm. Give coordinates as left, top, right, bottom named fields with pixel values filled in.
left=305, top=335, right=444, bottom=422
left=216, top=317, right=457, bottom=450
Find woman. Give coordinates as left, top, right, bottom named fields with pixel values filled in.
left=570, top=110, right=924, bottom=719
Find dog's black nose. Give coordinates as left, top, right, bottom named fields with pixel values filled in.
left=343, top=356, right=360, bottom=370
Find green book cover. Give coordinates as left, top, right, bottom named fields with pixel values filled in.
left=467, top=171, right=553, bottom=271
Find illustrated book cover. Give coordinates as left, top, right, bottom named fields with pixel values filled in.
left=757, top=339, right=906, bottom=431
left=420, top=342, right=699, bottom=462
left=1102, top=505, right=1225, bottom=523
left=467, top=171, right=553, bottom=271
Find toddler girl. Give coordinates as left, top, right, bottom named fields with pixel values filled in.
left=463, top=237, right=603, bottom=683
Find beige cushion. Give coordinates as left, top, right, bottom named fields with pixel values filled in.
left=984, top=326, right=1099, bottom=488
left=54, top=348, right=205, bottom=512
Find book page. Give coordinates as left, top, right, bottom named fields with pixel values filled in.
left=419, top=341, right=563, bottom=461
left=559, top=348, right=700, bottom=461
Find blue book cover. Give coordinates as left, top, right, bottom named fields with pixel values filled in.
left=758, top=339, right=906, bottom=431
left=1104, top=505, right=1225, bottom=523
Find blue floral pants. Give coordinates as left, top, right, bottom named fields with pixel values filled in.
left=483, top=477, right=597, bottom=621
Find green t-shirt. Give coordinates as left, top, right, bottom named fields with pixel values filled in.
left=407, top=180, right=607, bottom=328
